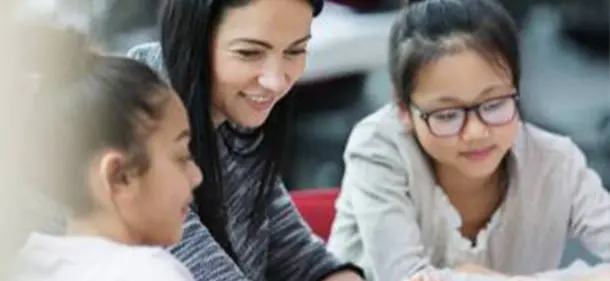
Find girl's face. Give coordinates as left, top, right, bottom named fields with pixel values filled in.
left=209, top=0, right=313, bottom=127
left=403, top=50, right=519, bottom=181
left=98, top=90, right=202, bottom=245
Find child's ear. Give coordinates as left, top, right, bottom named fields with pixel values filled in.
left=393, top=89, right=413, bottom=131
left=86, top=150, right=134, bottom=212
left=398, top=102, right=413, bottom=131
left=99, top=151, right=130, bottom=194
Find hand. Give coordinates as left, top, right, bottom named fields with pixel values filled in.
left=322, top=270, right=365, bottom=281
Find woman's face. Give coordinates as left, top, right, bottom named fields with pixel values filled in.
left=210, top=0, right=313, bottom=127
left=404, top=49, right=519, bottom=180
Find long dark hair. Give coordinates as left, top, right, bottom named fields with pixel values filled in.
left=159, top=0, right=323, bottom=261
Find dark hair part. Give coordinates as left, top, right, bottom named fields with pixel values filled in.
left=389, top=0, right=520, bottom=105
left=159, top=0, right=322, bottom=261
left=34, top=29, right=171, bottom=215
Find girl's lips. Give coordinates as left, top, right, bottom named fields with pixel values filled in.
left=460, top=146, right=496, bottom=161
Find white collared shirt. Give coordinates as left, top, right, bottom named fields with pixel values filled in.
left=13, top=233, right=195, bottom=281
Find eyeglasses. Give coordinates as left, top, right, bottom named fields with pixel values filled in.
left=411, top=93, right=520, bottom=138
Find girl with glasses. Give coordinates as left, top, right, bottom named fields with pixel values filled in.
left=327, top=0, right=610, bottom=280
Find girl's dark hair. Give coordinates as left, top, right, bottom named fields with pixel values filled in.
left=33, top=28, right=171, bottom=215
left=159, top=0, right=322, bottom=261
left=389, top=0, right=520, bottom=105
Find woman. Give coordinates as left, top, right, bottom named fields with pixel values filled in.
left=127, top=0, right=364, bottom=281
left=13, top=28, right=200, bottom=281
left=327, top=0, right=610, bottom=281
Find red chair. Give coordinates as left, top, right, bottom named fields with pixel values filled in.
left=290, top=188, right=340, bottom=242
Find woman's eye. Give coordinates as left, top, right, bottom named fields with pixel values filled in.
left=284, top=49, right=307, bottom=57
left=235, top=50, right=263, bottom=59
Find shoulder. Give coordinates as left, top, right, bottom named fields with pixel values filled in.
left=125, top=42, right=166, bottom=76
left=516, top=123, right=584, bottom=167
left=512, top=123, right=591, bottom=193
left=346, top=103, right=408, bottom=155
left=341, top=103, right=438, bottom=199
left=116, top=247, right=194, bottom=281
left=348, top=104, right=404, bottom=145
left=126, top=42, right=162, bottom=63
left=345, top=103, right=423, bottom=169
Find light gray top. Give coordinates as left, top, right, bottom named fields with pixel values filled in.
left=327, top=104, right=610, bottom=281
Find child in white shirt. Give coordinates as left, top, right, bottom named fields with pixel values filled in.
left=12, top=28, right=202, bottom=281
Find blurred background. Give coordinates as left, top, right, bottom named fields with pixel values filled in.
left=11, top=0, right=610, bottom=270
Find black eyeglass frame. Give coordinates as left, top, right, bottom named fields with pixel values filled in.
left=410, top=93, right=520, bottom=138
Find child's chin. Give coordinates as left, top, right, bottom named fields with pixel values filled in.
left=153, top=229, right=183, bottom=246
left=460, top=158, right=503, bottom=179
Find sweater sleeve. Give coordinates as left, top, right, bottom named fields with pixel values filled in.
left=564, top=140, right=610, bottom=261
left=532, top=139, right=610, bottom=279
left=266, top=177, right=363, bottom=281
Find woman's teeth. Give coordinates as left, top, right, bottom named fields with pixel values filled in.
left=245, top=95, right=272, bottom=103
